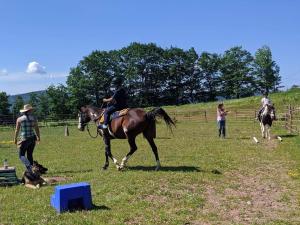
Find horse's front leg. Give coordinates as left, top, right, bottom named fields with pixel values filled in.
left=266, top=125, right=271, bottom=140
left=102, top=150, right=109, bottom=170
left=260, top=123, right=265, bottom=138
left=103, top=136, right=120, bottom=170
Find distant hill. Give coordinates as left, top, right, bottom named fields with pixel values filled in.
left=8, top=90, right=45, bottom=106
left=163, top=87, right=300, bottom=113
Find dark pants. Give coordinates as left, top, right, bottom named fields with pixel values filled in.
left=104, top=105, right=120, bottom=125
left=217, top=120, right=226, bottom=138
left=19, top=136, right=36, bottom=169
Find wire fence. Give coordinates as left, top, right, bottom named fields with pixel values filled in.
left=0, top=106, right=299, bottom=134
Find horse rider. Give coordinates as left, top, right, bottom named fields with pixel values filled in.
left=14, top=104, right=41, bottom=176
left=98, top=76, right=128, bottom=130
left=257, top=92, right=276, bottom=120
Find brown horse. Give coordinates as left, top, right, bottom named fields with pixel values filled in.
left=78, top=106, right=175, bottom=171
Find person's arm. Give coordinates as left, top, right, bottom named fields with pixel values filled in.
left=14, top=119, right=21, bottom=145
left=34, top=120, right=40, bottom=142
left=103, top=97, right=113, bottom=103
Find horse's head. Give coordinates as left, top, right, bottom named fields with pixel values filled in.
left=78, top=107, right=91, bottom=131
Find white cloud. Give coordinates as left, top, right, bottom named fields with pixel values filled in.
left=0, top=69, right=8, bottom=76
left=26, top=61, right=46, bottom=74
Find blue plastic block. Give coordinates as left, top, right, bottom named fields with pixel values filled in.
left=50, top=182, right=92, bottom=213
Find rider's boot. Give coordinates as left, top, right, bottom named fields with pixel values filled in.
left=98, top=124, right=108, bottom=130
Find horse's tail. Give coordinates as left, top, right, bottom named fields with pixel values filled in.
left=145, top=107, right=176, bottom=131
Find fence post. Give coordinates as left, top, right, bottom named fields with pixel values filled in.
left=204, top=110, right=207, bottom=123
left=254, top=110, right=256, bottom=123
left=289, top=104, right=292, bottom=134
left=64, top=125, right=69, bottom=136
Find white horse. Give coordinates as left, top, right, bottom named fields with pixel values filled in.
left=258, top=104, right=275, bottom=140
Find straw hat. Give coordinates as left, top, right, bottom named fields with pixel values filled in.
left=20, top=104, right=33, bottom=113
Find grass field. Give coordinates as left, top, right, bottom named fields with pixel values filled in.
left=1, top=90, right=300, bottom=225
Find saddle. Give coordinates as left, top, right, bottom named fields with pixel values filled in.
left=99, top=108, right=130, bottom=124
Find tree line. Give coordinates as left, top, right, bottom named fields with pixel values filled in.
left=0, top=43, right=281, bottom=119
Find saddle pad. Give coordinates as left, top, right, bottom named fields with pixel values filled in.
left=99, top=108, right=130, bottom=124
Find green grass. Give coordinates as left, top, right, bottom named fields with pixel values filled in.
left=0, top=89, right=300, bottom=224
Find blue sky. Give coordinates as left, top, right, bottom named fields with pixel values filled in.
left=0, top=0, right=299, bottom=95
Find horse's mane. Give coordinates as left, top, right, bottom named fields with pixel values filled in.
left=86, top=105, right=101, bottom=111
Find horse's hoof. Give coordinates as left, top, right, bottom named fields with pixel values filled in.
left=155, top=166, right=160, bottom=171
left=116, top=165, right=122, bottom=171
left=102, top=165, right=108, bottom=170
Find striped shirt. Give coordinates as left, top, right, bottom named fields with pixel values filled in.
left=18, top=114, right=37, bottom=141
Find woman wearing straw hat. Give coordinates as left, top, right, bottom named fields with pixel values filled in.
left=14, top=104, right=40, bottom=173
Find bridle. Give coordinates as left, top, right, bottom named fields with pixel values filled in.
left=79, top=104, right=108, bottom=139
left=79, top=111, right=99, bottom=139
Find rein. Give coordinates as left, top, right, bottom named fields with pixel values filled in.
left=86, top=123, right=99, bottom=138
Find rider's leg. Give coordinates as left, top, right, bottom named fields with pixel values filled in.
left=99, top=105, right=117, bottom=129
left=257, top=107, right=263, bottom=119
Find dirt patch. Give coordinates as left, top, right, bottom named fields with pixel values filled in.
left=263, top=138, right=279, bottom=150
left=200, top=163, right=300, bottom=224
left=43, top=176, right=69, bottom=184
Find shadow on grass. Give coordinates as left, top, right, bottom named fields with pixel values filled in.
left=128, top=166, right=222, bottom=174
left=91, top=204, right=111, bottom=211
left=278, top=134, right=298, bottom=138
left=155, top=137, right=172, bottom=139
left=47, top=169, right=93, bottom=175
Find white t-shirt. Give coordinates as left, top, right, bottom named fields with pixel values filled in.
left=261, top=97, right=271, bottom=106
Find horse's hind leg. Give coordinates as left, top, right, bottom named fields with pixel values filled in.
left=145, top=136, right=161, bottom=171
left=103, top=137, right=120, bottom=170
left=120, top=135, right=137, bottom=170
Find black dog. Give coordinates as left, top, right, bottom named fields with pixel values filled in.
left=33, top=161, right=48, bottom=174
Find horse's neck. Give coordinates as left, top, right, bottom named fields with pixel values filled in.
left=262, top=106, right=269, bottom=116
left=88, top=108, right=103, bottom=121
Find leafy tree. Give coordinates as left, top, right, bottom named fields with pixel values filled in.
left=197, top=52, right=221, bottom=101
left=67, top=67, right=92, bottom=112
left=37, top=93, right=50, bottom=119
left=120, top=42, right=166, bottom=107
left=220, top=46, right=255, bottom=98
left=182, top=48, right=200, bottom=103
left=12, top=96, right=24, bottom=116
left=0, top=92, right=10, bottom=115
left=65, top=43, right=281, bottom=109
left=253, top=45, right=281, bottom=93
left=162, top=47, right=195, bottom=105
left=47, top=85, right=71, bottom=119
left=28, top=93, right=39, bottom=109
left=79, top=50, right=119, bottom=105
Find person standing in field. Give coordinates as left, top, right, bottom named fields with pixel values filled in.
left=217, top=103, right=228, bottom=138
left=14, top=104, right=40, bottom=174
